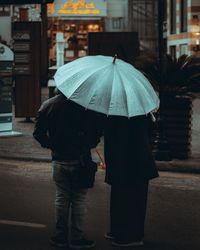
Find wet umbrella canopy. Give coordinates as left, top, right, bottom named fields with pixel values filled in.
left=54, top=55, right=159, bottom=117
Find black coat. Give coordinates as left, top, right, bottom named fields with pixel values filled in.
left=103, top=115, right=158, bottom=186
left=33, top=94, right=101, bottom=161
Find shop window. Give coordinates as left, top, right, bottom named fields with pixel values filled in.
left=47, top=18, right=104, bottom=64
left=179, top=44, right=188, bottom=55
left=0, top=5, right=10, bottom=16
left=112, top=18, right=123, bottom=30
left=180, top=0, right=187, bottom=32
left=163, top=38, right=167, bottom=54
left=170, top=45, right=176, bottom=60
left=170, top=0, right=176, bottom=34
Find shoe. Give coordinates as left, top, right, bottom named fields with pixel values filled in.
left=49, top=235, right=68, bottom=248
left=112, top=239, right=144, bottom=247
left=69, top=238, right=95, bottom=249
left=104, top=232, right=114, bottom=240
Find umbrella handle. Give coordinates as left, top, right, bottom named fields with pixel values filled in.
left=150, top=112, right=156, bottom=122
left=95, top=149, right=106, bottom=169
left=112, top=54, right=117, bottom=64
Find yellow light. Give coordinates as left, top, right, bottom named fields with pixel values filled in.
left=58, top=9, right=100, bottom=15
left=48, top=0, right=101, bottom=16
left=60, top=0, right=96, bottom=10
left=47, top=3, right=55, bottom=15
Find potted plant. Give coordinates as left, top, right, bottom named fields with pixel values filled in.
left=134, top=53, right=200, bottom=159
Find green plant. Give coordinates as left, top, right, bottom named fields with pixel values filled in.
left=134, top=53, right=200, bottom=160
left=134, top=53, right=200, bottom=95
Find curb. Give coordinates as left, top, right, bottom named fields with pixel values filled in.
left=1, top=155, right=200, bottom=174
left=156, top=159, right=200, bottom=174
left=0, top=155, right=51, bottom=163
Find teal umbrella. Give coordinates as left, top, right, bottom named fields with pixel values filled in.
left=54, top=55, right=159, bottom=118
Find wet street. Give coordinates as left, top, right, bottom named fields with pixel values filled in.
left=0, top=158, right=200, bottom=250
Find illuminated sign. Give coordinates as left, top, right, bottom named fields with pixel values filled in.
left=47, top=0, right=107, bottom=16
left=0, top=0, right=53, bottom=3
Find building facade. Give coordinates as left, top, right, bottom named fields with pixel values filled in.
left=128, top=0, right=158, bottom=52
left=2, top=1, right=199, bottom=60
left=0, top=0, right=129, bottom=46
left=166, top=0, right=200, bottom=57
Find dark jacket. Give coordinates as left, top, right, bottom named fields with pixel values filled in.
left=33, top=94, right=101, bottom=161
left=103, top=115, right=158, bottom=185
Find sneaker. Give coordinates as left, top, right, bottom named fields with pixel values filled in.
left=69, top=238, right=95, bottom=249
left=49, top=235, right=68, bottom=248
left=104, top=232, right=114, bottom=240
left=112, top=239, right=144, bottom=247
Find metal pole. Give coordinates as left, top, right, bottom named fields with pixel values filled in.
left=152, top=0, right=172, bottom=161
left=157, top=0, right=166, bottom=109
left=40, top=3, right=48, bottom=87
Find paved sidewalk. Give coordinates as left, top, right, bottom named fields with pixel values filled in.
left=1, top=159, right=200, bottom=250
left=0, top=89, right=199, bottom=173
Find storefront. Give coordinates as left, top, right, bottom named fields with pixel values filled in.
left=47, top=0, right=107, bottom=65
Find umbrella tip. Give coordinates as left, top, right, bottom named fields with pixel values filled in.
left=112, top=54, right=117, bottom=64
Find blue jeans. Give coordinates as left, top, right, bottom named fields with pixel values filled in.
left=52, top=160, right=88, bottom=241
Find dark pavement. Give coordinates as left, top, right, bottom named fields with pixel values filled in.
left=0, top=158, right=200, bottom=250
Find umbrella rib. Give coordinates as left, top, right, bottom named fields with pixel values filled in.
left=55, top=61, right=109, bottom=93
left=107, top=67, right=116, bottom=116
left=70, top=66, right=113, bottom=114
left=117, top=69, right=129, bottom=117
left=121, top=67, right=159, bottom=114
left=134, top=77, right=159, bottom=112
left=90, top=66, right=114, bottom=113
left=66, top=64, right=109, bottom=99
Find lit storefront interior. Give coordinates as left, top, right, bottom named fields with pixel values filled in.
left=47, top=0, right=107, bottom=66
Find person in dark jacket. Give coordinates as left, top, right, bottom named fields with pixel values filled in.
left=103, top=114, right=158, bottom=247
left=33, top=91, right=101, bottom=249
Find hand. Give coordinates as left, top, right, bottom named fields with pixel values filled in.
left=151, top=108, right=158, bottom=113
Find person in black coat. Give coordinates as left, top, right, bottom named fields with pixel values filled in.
left=103, top=114, right=158, bottom=247
left=33, top=91, right=101, bottom=249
